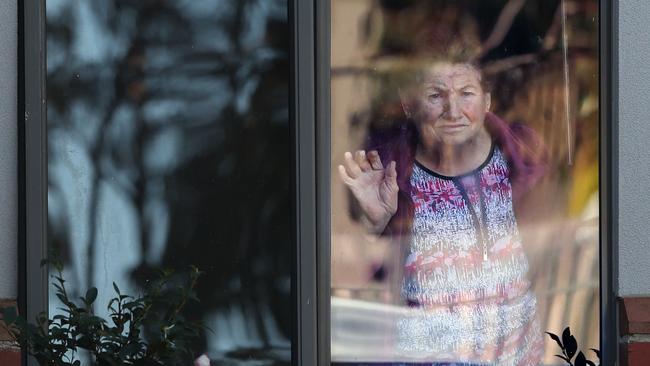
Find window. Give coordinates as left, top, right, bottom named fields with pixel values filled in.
left=35, top=1, right=291, bottom=365
left=326, top=0, right=615, bottom=365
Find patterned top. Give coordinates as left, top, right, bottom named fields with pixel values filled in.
left=396, top=146, right=543, bottom=366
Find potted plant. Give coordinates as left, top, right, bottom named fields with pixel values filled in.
left=546, top=327, right=600, bottom=366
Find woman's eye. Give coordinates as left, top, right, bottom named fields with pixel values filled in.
left=428, top=93, right=441, bottom=99
left=462, top=91, right=475, bottom=97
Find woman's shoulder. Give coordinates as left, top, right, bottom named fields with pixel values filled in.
left=485, top=113, right=548, bottom=198
left=486, top=113, right=538, bottom=145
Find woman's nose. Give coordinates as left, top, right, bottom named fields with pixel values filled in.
left=444, top=96, right=462, bottom=120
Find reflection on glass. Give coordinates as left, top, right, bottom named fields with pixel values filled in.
left=331, top=1, right=599, bottom=365
left=47, top=1, right=290, bottom=364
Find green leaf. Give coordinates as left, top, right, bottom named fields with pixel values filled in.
left=107, top=298, right=119, bottom=312
left=590, top=348, right=600, bottom=359
left=113, top=282, right=121, bottom=296
left=76, top=335, right=93, bottom=349
left=85, top=287, right=98, bottom=305
left=562, top=327, right=578, bottom=359
left=575, top=351, right=588, bottom=366
left=56, top=293, right=67, bottom=304
left=53, top=283, right=65, bottom=293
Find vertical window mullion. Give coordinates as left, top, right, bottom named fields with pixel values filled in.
left=292, top=0, right=319, bottom=364
left=21, top=1, right=48, bottom=366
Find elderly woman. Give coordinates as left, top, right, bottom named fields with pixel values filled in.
left=338, top=61, right=546, bottom=365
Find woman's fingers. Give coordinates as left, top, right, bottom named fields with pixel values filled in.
left=385, top=161, right=399, bottom=190
left=367, top=150, right=383, bottom=170
left=343, top=151, right=362, bottom=178
left=338, top=164, right=353, bottom=185
left=341, top=150, right=383, bottom=182
left=354, top=150, right=372, bottom=171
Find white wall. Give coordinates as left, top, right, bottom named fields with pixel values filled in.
left=618, top=0, right=650, bottom=296
left=0, top=0, right=17, bottom=300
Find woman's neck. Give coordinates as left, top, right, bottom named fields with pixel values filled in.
left=416, top=128, right=493, bottom=177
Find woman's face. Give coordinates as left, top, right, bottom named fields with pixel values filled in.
left=406, top=63, right=491, bottom=147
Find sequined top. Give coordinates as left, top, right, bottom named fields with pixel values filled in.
left=396, top=146, right=543, bottom=366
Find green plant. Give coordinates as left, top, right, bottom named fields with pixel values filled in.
left=1, top=260, right=204, bottom=366
left=546, top=327, right=600, bottom=366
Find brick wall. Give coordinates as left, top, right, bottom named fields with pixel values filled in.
left=0, top=299, right=20, bottom=366
left=620, top=297, right=650, bottom=366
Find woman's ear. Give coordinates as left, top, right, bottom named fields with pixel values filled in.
left=398, top=88, right=412, bottom=118
left=485, top=92, right=491, bottom=112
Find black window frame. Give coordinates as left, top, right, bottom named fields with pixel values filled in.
left=19, top=2, right=48, bottom=366
left=19, top=0, right=618, bottom=365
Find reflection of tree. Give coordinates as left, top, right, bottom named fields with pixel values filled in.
left=47, top=0, right=290, bottom=363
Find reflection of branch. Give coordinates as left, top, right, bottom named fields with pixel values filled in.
left=221, top=0, right=273, bottom=347
left=85, top=98, right=119, bottom=291
left=477, top=0, right=527, bottom=58
left=331, top=54, right=542, bottom=79
left=481, top=53, right=538, bottom=75
left=543, top=4, right=564, bottom=50
left=544, top=1, right=583, bottom=51
left=85, top=5, right=152, bottom=291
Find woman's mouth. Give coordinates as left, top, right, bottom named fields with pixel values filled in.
left=439, top=124, right=468, bottom=132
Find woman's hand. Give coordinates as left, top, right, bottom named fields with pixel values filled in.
left=338, top=150, right=399, bottom=234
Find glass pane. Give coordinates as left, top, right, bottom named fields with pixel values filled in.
left=47, top=1, right=291, bottom=364
left=331, top=1, right=600, bottom=364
